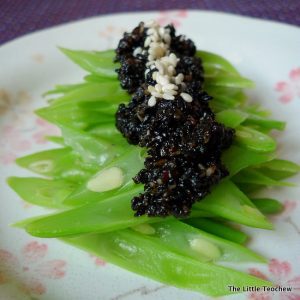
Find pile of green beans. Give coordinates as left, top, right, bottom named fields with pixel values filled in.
left=8, top=48, right=300, bottom=296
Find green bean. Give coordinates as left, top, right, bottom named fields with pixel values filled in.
left=7, top=177, right=75, bottom=209
left=16, top=146, right=97, bottom=182
left=14, top=186, right=211, bottom=237
left=197, top=51, right=240, bottom=75
left=243, top=115, right=286, bottom=131
left=235, top=183, right=262, bottom=195
left=184, top=218, right=248, bottom=244
left=260, top=158, right=300, bottom=172
left=44, top=83, right=88, bottom=96
left=63, top=147, right=144, bottom=206
left=62, top=230, right=271, bottom=297
left=61, top=126, right=126, bottom=166
left=48, top=81, right=128, bottom=107
left=60, top=48, right=118, bottom=78
left=232, top=169, right=295, bottom=187
left=150, top=220, right=264, bottom=262
left=235, top=126, right=276, bottom=153
left=251, top=198, right=283, bottom=215
left=216, top=109, right=248, bottom=128
left=222, top=145, right=275, bottom=176
left=205, top=75, right=254, bottom=89
left=194, top=180, right=273, bottom=229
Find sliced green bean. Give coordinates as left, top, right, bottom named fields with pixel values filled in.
left=64, top=147, right=144, bottom=206
left=223, top=145, right=275, bottom=176
left=194, top=180, right=273, bottom=229
left=7, top=177, right=75, bottom=209
left=14, top=186, right=211, bottom=237
left=216, top=109, right=248, bottom=128
left=184, top=218, right=248, bottom=244
left=235, top=126, right=276, bottom=153
left=197, top=51, right=240, bottom=75
left=60, top=48, right=118, bottom=78
left=62, top=231, right=271, bottom=296
left=251, top=198, right=283, bottom=215
left=232, top=169, right=295, bottom=187
left=150, top=220, right=262, bottom=262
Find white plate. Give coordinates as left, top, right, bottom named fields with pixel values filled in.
left=1, top=10, right=300, bottom=300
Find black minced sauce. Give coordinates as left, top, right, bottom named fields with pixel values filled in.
left=115, top=22, right=235, bottom=218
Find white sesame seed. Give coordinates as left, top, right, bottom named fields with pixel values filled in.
left=162, top=89, right=177, bottom=96
left=160, top=56, right=170, bottom=63
left=169, top=53, right=176, bottom=58
left=144, top=36, right=152, bottom=47
left=147, top=28, right=155, bottom=34
left=155, top=46, right=165, bottom=58
left=155, top=60, right=163, bottom=70
left=163, top=93, right=175, bottom=100
left=167, top=65, right=175, bottom=75
left=164, top=83, right=177, bottom=90
left=159, top=27, right=165, bottom=37
left=151, top=91, right=163, bottom=98
left=152, top=71, right=158, bottom=80
left=148, top=54, right=155, bottom=61
left=148, top=96, right=157, bottom=107
left=163, top=33, right=171, bottom=44
left=133, top=47, right=142, bottom=56
left=148, top=48, right=154, bottom=55
left=180, top=82, right=186, bottom=89
left=148, top=85, right=156, bottom=93
left=156, top=74, right=169, bottom=85
left=154, top=83, right=162, bottom=92
left=180, top=92, right=193, bottom=102
left=152, top=32, right=159, bottom=41
left=175, top=73, right=184, bottom=84
left=206, top=166, right=216, bottom=176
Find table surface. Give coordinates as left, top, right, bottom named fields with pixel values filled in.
left=1, top=0, right=300, bottom=45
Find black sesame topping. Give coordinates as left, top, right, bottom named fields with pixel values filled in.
left=115, top=22, right=235, bottom=217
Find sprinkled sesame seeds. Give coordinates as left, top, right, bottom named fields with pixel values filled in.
left=141, top=20, right=193, bottom=106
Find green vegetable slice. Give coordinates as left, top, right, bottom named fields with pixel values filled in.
left=251, top=198, right=284, bottom=215
left=184, top=218, right=248, bottom=244
left=194, top=180, right=273, bottom=229
left=62, top=231, right=271, bottom=297
left=60, top=48, right=118, bottom=78
left=149, top=220, right=264, bottom=262
left=7, top=177, right=75, bottom=209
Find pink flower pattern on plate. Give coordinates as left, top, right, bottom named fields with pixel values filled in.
left=32, top=118, right=61, bottom=144
left=0, top=117, right=60, bottom=165
left=248, top=259, right=300, bottom=300
left=89, top=254, right=106, bottom=266
left=155, top=10, right=188, bottom=27
left=275, top=68, right=300, bottom=103
left=0, top=241, right=66, bottom=296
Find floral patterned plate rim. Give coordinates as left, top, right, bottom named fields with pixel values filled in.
left=0, top=10, right=300, bottom=300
